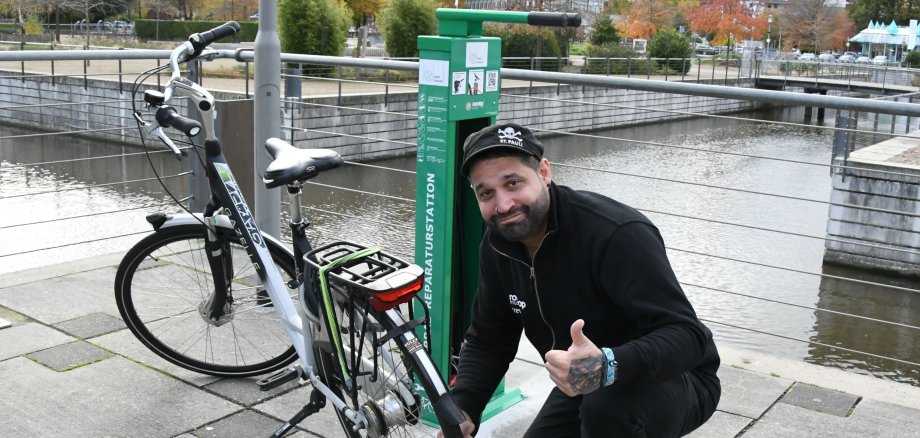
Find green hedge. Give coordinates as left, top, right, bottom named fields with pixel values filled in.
left=134, top=20, right=258, bottom=42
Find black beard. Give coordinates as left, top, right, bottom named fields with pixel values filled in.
left=487, top=192, right=550, bottom=242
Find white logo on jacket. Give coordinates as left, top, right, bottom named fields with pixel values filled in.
left=508, top=294, right=527, bottom=314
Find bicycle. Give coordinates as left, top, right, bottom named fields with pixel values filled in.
left=113, top=22, right=465, bottom=438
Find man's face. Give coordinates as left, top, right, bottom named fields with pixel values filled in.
left=469, top=155, right=552, bottom=243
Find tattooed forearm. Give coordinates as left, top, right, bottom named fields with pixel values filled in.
left=566, top=353, right=603, bottom=395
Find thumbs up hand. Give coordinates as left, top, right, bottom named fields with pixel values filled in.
left=543, top=319, right=604, bottom=397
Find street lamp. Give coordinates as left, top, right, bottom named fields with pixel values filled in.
left=767, top=15, right=772, bottom=50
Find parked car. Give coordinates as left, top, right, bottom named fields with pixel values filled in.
left=843, top=51, right=859, bottom=58
left=817, top=53, right=836, bottom=62
left=855, top=55, right=871, bottom=64
left=837, top=54, right=856, bottom=63
left=797, top=53, right=816, bottom=61
left=872, top=55, right=889, bottom=65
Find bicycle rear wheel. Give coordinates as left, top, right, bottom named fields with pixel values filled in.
left=114, top=224, right=298, bottom=377
left=316, top=283, right=464, bottom=438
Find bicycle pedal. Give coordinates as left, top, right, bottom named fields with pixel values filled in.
left=257, top=367, right=302, bottom=391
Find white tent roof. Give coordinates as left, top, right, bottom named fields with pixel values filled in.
left=849, top=20, right=920, bottom=49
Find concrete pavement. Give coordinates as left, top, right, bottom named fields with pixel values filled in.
left=1, top=254, right=919, bottom=437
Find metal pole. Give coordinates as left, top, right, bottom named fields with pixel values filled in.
left=253, top=0, right=282, bottom=238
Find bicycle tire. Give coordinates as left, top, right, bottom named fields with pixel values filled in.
left=114, top=224, right=298, bottom=377
left=316, top=282, right=464, bottom=438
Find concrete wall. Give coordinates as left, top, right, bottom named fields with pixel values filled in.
left=0, top=69, right=758, bottom=157
left=283, top=81, right=755, bottom=160
left=825, top=135, right=920, bottom=276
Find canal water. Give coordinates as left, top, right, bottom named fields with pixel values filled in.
left=1, top=106, right=918, bottom=387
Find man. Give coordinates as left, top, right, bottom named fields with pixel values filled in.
left=441, top=123, right=721, bottom=437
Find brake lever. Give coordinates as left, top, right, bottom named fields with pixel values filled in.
left=152, top=127, right=184, bottom=160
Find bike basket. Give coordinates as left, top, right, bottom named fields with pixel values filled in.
left=305, top=241, right=424, bottom=312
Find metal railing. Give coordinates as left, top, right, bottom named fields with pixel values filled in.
left=1, top=49, right=919, bottom=385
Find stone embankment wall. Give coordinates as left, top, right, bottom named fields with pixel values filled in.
left=0, top=70, right=756, bottom=159
left=826, top=135, right=920, bottom=276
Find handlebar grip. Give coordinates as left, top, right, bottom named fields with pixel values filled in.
left=188, top=21, right=241, bottom=58
left=155, top=106, right=202, bottom=137
left=527, top=12, right=581, bottom=27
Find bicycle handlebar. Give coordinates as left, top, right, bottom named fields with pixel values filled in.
left=188, top=21, right=241, bottom=60
left=155, top=106, right=202, bottom=137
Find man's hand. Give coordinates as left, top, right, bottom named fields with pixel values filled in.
left=437, top=410, right=475, bottom=438
left=544, top=319, right=604, bottom=397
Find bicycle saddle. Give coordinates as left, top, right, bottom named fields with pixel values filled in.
left=262, top=138, right=344, bottom=188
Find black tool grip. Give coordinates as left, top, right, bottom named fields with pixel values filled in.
left=527, top=12, right=581, bottom=27
left=156, top=106, right=202, bottom=137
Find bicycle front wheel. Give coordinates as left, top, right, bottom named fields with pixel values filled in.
left=316, top=285, right=464, bottom=438
left=114, top=224, right=298, bottom=377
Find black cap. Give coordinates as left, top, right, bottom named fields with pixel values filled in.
left=460, top=123, right=544, bottom=177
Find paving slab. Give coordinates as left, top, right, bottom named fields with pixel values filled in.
left=741, top=403, right=849, bottom=438
left=53, top=312, right=126, bottom=339
left=193, top=409, right=310, bottom=438
left=0, top=267, right=120, bottom=324
left=0, top=355, right=241, bottom=438
left=686, top=411, right=752, bottom=438
left=779, top=383, right=860, bottom=417
left=847, top=398, right=920, bottom=437
left=26, top=340, right=114, bottom=371
left=0, top=316, right=10, bottom=329
left=91, top=327, right=221, bottom=387
left=204, top=375, right=307, bottom=407
left=0, top=322, right=75, bottom=361
left=714, top=365, right=793, bottom=419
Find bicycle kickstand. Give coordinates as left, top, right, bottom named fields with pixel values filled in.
left=270, top=388, right=326, bottom=438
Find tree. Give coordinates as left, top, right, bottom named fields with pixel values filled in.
left=828, top=10, right=856, bottom=52
left=686, top=0, right=764, bottom=46
left=279, top=0, right=351, bottom=75
left=848, top=0, right=906, bottom=31
left=589, top=14, right=620, bottom=46
left=345, top=0, right=381, bottom=57
left=648, top=28, right=692, bottom=73
left=620, top=0, right=675, bottom=40
left=781, top=0, right=836, bottom=52
left=377, top=0, right=437, bottom=58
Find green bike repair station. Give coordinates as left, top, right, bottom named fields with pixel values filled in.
left=413, top=9, right=580, bottom=424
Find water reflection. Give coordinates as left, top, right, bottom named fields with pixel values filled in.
left=0, top=125, right=187, bottom=274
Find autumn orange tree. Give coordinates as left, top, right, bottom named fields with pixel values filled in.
left=620, top=0, right=675, bottom=39
left=686, top=0, right=766, bottom=46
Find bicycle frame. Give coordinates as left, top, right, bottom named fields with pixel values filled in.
left=155, top=45, right=367, bottom=427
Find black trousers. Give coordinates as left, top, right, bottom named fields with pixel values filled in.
left=522, top=371, right=719, bottom=438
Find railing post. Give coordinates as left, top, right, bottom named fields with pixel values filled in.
left=337, top=65, right=343, bottom=106
left=664, top=57, right=669, bottom=81
left=50, top=42, right=55, bottom=87
left=118, top=47, right=123, bottom=93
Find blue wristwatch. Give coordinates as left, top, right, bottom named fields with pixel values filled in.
left=601, top=347, right=617, bottom=386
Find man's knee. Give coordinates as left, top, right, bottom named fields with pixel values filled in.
left=579, top=393, right=647, bottom=437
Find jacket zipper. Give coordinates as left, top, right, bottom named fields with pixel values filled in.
left=490, top=235, right=556, bottom=351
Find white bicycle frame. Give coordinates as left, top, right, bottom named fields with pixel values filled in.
left=152, top=42, right=368, bottom=427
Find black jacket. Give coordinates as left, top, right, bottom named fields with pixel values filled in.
left=452, top=183, right=720, bottom=422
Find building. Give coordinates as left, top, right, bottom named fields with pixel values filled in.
left=848, top=20, right=920, bottom=60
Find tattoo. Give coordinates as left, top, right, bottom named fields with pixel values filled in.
left=566, top=353, right=603, bottom=395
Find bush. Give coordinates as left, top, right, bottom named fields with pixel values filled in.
left=648, top=29, right=692, bottom=74
left=23, top=16, right=44, bottom=35
left=377, top=0, right=437, bottom=58
left=484, top=24, right=562, bottom=71
left=583, top=43, right=653, bottom=74
left=902, top=51, right=920, bottom=68
left=589, top=15, right=620, bottom=46
left=134, top=20, right=259, bottom=41
left=279, top=0, right=351, bottom=76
